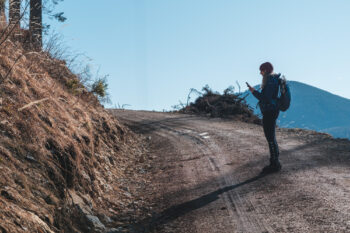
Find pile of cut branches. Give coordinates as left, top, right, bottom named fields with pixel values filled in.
left=176, top=85, right=261, bottom=124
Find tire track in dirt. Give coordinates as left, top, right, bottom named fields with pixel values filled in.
left=154, top=128, right=262, bottom=233
left=111, top=110, right=350, bottom=233
left=114, top=111, right=270, bottom=232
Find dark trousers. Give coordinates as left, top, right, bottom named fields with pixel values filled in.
left=262, top=110, right=280, bottom=163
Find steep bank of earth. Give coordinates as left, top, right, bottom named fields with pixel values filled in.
left=113, top=110, right=350, bottom=233
left=0, top=39, right=153, bottom=232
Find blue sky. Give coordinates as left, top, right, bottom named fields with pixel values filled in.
left=46, top=0, right=350, bottom=110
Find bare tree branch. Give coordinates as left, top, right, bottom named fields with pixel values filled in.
left=18, top=97, right=49, bottom=111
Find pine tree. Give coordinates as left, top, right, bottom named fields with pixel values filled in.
left=30, top=0, right=42, bottom=48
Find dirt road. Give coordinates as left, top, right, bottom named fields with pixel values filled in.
left=112, top=110, right=350, bottom=233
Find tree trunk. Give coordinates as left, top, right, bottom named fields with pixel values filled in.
left=0, top=0, right=6, bottom=28
left=30, top=0, right=42, bottom=48
left=9, top=0, right=21, bottom=29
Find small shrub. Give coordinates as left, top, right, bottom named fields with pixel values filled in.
left=65, top=78, right=84, bottom=96
left=91, top=77, right=108, bottom=98
left=66, top=79, right=80, bottom=90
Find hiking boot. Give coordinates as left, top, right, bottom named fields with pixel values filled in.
left=261, top=162, right=281, bottom=174
left=263, top=141, right=281, bottom=174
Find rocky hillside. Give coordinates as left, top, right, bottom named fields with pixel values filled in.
left=0, top=36, right=152, bottom=232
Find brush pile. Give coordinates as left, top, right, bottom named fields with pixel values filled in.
left=178, top=85, right=261, bottom=124
left=0, top=34, right=153, bottom=232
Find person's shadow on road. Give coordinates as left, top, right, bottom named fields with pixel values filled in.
left=131, top=174, right=266, bottom=232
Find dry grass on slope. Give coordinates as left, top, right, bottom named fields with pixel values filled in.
left=0, top=39, right=152, bottom=232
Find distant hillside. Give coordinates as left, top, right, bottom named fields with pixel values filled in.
left=244, top=81, right=350, bottom=139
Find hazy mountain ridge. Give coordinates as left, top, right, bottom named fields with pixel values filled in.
left=244, top=81, right=350, bottom=139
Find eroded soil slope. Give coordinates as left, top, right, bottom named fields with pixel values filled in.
left=113, top=110, right=350, bottom=233
left=0, top=40, right=152, bottom=232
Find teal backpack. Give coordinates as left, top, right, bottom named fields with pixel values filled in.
left=278, top=76, right=291, bottom=112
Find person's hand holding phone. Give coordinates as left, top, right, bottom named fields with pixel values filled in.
left=246, top=82, right=255, bottom=93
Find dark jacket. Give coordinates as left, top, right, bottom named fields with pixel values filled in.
left=253, top=73, right=281, bottom=113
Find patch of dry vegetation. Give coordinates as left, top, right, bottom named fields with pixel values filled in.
left=177, top=85, right=261, bottom=124
left=0, top=34, right=152, bottom=232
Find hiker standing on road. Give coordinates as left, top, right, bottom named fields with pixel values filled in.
left=248, top=62, right=282, bottom=173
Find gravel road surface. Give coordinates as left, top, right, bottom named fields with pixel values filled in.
left=112, top=110, right=350, bottom=233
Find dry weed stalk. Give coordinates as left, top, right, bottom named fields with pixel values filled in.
left=18, top=97, right=49, bottom=111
